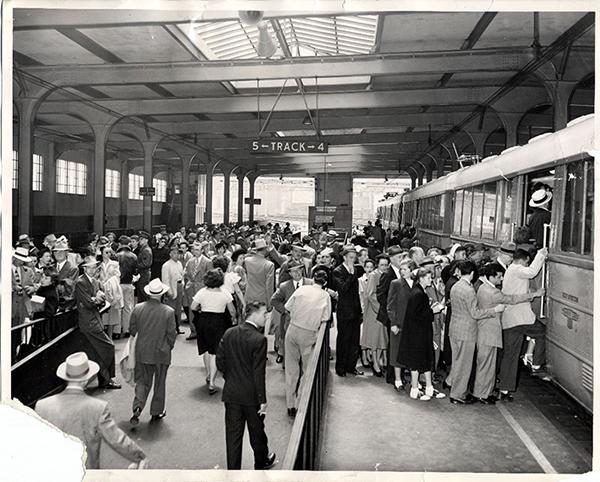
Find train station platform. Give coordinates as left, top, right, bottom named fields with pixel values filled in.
left=93, top=323, right=293, bottom=470
left=320, top=357, right=592, bottom=473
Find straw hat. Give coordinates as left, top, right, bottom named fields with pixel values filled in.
left=52, top=238, right=70, bottom=252
left=80, top=256, right=100, bottom=268
left=144, top=278, right=169, bottom=297
left=56, top=352, right=100, bottom=382
left=529, top=188, right=553, bottom=208
left=13, top=247, right=32, bottom=263
left=253, top=238, right=268, bottom=250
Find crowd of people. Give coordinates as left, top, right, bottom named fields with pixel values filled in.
left=16, top=188, right=551, bottom=469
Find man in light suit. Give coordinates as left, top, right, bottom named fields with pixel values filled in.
left=447, top=260, right=503, bottom=404
left=53, top=238, right=79, bottom=306
left=74, top=256, right=121, bottom=390
left=497, top=247, right=548, bottom=400
left=35, top=352, right=148, bottom=470
left=270, top=261, right=314, bottom=364
left=183, top=240, right=213, bottom=340
left=129, top=279, right=177, bottom=425
left=474, top=263, right=542, bottom=404
left=136, top=231, right=153, bottom=302
left=244, top=239, right=275, bottom=310
left=386, top=258, right=416, bottom=390
left=161, top=244, right=185, bottom=334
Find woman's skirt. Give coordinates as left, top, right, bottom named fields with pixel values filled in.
left=360, top=315, right=388, bottom=350
left=193, top=311, right=228, bottom=355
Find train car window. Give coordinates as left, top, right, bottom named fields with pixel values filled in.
left=470, top=186, right=484, bottom=238
left=498, top=179, right=519, bottom=241
left=524, top=168, right=555, bottom=226
left=461, top=188, right=473, bottom=236
left=453, top=190, right=463, bottom=235
left=438, top=194, right=445, bottom=231
left=561, top=158, right=594, bottom=256
left=482, top=182, right=498, bottom=239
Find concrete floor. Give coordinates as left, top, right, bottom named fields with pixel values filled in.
left=319, top=360, right=592, bottom=473
left=92, top=321, right=292, bottom=470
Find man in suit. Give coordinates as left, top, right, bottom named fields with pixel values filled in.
left=497, top=247, right=548, bottom=400
left=129, top=279, right=177, bottom=425
left=283, top=271, right=331, bottom=416
left=74, top=256, right=121, bottom=390
left=53, top=238, right=79, bottom=308
left=161, top=244, right=185, bottom=335
left=387, top=259, right=416, bottom=390
left=216, top=301, right=276, bottom=470
left=183, top=240, right=213, bottom=340
left=278, top=242, right=308, bottom=286
left=244, top=239, right=276, bottom=310
left=474, top=263, right=542, bottom=404
left=376, top=245, right=403, bottom=385
left=447, top=260, right=502, bottom=404
left=136, top=231, right=153, bottom=302
left=35, top=352, right=148, bottom=469
left=332, top=245, right=364, bottom=377
left=271, top=261, right=314, bottom=364
left=116, top=235, right=138, bottom=338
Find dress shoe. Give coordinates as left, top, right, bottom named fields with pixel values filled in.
left=176, top=329, right=185, bottom=335
left=150, top=411, right=166, bottom=421
left=394, top=383, right=405, bottom=392
left=348, top=369, right=364, bottom=376
left=335, top=369, right=346, bottom=377
left=449, top=397, right=469, bottom=405
left=122, top=332, right=130, bottom=338
left=287, top=408, right=297, bottom=417
left=186, top=335, right=197, bottom=341
left=276, top=355, right=284, bottom=364
left=442, top=380, right=451, bottom=391
left=102, top=381, right=122, bottom=390
left=208, top=385, right=218, bottom=395
left=478, top=396, right=496, bottom=405
left=130, top=408, right=141, bottom=426
left=371, top=367, right=383, bottom=377
left=112, top=333, right=121, bottom=340
left=260, top=453, right=277, bottom=470
left=499, top=391, right=514, bottom=402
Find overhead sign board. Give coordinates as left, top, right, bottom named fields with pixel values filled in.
left=250, top=139, right=328, bottom=154
left=244, top=198, right=262, bottom=205
left=314, top=206, right=337, bottom=224
left=139, top=186, right=156, bottom=196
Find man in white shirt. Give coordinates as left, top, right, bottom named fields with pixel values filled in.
left=497, top=247, right=548, bottom=399
left=283, top=271, right=331, bottom=416
left=161, top=244, right=185, bottom=335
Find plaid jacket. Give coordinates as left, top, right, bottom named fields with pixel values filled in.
left=449, top=278, right=495, bottom=342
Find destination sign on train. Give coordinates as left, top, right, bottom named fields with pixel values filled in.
left=250, top=139, right=328, bottom=154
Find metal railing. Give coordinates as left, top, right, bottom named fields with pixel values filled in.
left=11, top=310, right=80, bottom=406
left=282, top=323, right=330, bottom=470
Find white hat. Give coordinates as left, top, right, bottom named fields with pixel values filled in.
left=253, top=238, right=268, bottom=250
left=529, top=188, right=553, bottom=208
left=328, top=230, right=338, bottom=237
left=144, top=278, right=170, bottom=297
left=56, top=352, right=100, bottom=382
left=80, top=256, right=100, bottom=268
left=320, top=247, right=334, bottom=257
left=13, top=247, right=32, bottom=263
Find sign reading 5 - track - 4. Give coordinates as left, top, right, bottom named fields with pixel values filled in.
left=250, top=139, right=328, bottom=154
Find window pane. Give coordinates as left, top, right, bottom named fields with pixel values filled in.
left=498, top=179, right=518, bottom=241
left=13, top=150, right=19, bottom=189
left=470, top=186, right=484, bottom=237
left=482, top=183, right=497, bottom=239
left=461, top=189, right=473, bottom=236
left=438, top=195, right=445, bottom=231
left=584, top=160, right=594, bottom=255
left=453, top=190, right=463, bottom=235
left=561, top=161, right=585, bottom=253
left=33, top=154, right=43, bottom=191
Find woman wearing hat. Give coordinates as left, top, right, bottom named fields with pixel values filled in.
left=190, top=268, right=236, bottom=394
left=32, top=249, right=60, bottom=322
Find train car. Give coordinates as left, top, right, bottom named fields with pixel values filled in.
left=399, top=114, right=595, bottom=412
left=376, top=194, right=403, bottom=231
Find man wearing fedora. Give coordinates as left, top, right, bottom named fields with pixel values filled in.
left=244, top=238, right=275, bottom=310
left=35, top=352, right=148, bottom=469
left=74, top=256, right=121, bottom=390
left=53, top=236, right=79, bottom=307
left=136, top=231, right=153, bottom=302
left=278, top=242, right=308, bottom=286
left=527, top=186, right=552, bottom=249
left=129, top=279, right=177, bottom=425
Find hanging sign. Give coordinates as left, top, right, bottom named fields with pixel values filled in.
left=244, top=198, right=262, bottom=205
left=139, top=186, right=156, bottom=196
left=249, top=139, right=328, bottom=154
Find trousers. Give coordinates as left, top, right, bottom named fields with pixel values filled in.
left=276, top=313, right=290, bottom=356
left=335, top=316, right=361, bottom=373
left=81, top=330, right=115, bottom=385
left=472, top=344, right=497, bottom=399
left=120, top=284, right=135, bottom=334
left=133, top=363, right=169, bottom=416
left=448, top=337, right=476, bottom=400
left=284, top=324, right=318, bottom=408
left=497, top=321, right=546, bottom=392
left=225, top=403, right=269, bottom=470
left=164, top=284, right=183, bottom=331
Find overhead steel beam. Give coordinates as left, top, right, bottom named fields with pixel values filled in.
left=36, top=85, right=547, bottom=116
left=19, top=48, right=535, bottom=85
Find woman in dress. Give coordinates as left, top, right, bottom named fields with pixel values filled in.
left=231, top=248, right=247, bottom=295
left=398, top=268, right=446, bottom=401
left=212, top=255, right=245, bottom=327
left=360, top=255, right=390, bottom=376
left=358, top=259, right=375, bottom=367
left=190, top=269, right=236, bottom=395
